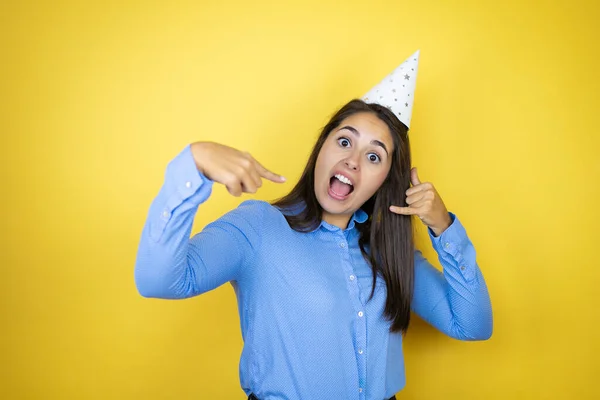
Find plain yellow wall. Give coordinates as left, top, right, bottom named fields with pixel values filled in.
left=2, top=0, right=599, bottom=398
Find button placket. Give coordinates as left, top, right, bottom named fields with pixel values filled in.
left=444, top=242, right=452, bottom=254
left=337, top=231, right=367, bottom=398
left=356, top=305, right=367, bottom=394
left=340, top=236, right=359, bottom=287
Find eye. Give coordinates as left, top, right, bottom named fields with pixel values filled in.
left=368, top=153, right=381, bottom=163
left=337, top=137, right=351, bottom=147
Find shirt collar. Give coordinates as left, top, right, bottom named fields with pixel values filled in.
left=317, top=207, right=368, bottom=232
left=276, top=201, right=368, bottom=233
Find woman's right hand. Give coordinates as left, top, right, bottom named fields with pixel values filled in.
left=190, top=141, right=286, bottom=197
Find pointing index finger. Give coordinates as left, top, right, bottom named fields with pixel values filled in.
left=254, top=159, right=286, bottom=183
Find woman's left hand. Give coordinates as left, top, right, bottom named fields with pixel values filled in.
left=389, top=167, right=452, bottom=237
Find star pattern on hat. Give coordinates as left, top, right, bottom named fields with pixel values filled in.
left=361, top=50, right=420, bottom=128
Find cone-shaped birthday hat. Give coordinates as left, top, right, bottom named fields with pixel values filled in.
left=361, top=50, right=420, bottom=129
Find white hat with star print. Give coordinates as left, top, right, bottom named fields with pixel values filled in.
left=361, top=50, right=420, bottom=129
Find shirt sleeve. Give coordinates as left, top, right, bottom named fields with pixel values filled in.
left=134, top=144, right=263, bottom=299
left=411, top=212, right=493, bottom=340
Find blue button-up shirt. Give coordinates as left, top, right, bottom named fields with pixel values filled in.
left=135, top=145, right=493, bottom=400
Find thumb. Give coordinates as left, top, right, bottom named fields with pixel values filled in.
left=410, top=167, right=421, bottom=186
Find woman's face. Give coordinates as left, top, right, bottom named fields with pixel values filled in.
left=314, top=112, right=394, bottom=229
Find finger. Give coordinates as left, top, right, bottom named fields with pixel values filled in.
left=408, top=199, right=428, bottom=210
left=406, top=182, right=431, bottom=196
left=405, top=191, right=426, bottom=206
left=239, top=153, right=263, bottom=189
left=222, top=171, right=244, bottom=196
left=389, top=205, right=418, bottom=215
left=254, top=159, right=286, bottom=183
left=410, top=167, right=421, bottom=186
left=239, top=170, right=259, bottom=194
left=226, top=182, right=243, bottom=197
left=248, top=161, right=263, bottom=189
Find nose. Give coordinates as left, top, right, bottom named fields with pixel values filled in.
left=344, top=154, right=360, bottom=171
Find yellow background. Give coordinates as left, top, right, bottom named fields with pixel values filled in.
left=2, top=0, right=599, bottom=398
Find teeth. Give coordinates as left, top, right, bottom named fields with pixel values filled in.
left=334, top=174, right=353, bottom=186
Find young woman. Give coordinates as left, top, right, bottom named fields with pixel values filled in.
left=134, top=99, right=493, bottom=400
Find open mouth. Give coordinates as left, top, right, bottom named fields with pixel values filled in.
left=329, top=174, right=354, bottom=200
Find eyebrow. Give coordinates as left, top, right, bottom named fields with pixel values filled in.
left=337, top=125, right=389, bottom=155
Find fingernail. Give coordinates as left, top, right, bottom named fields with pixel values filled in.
left=280, top=176, right=286, bottom=181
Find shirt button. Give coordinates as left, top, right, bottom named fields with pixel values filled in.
left=460, top=266, right=466, bottom=271
left=359, top=388, right=363, bottom=393
left=349, top=275, right=355, bottom=281
left=358, top=348, right=363, bottom=354
left=444, top=242, right=450, bottom=249
left=162, top=210, right=169, bottom=218
left=358, top=311, right=364, bottom=317
left=185, top=181, right=192, bottom=188
left=339, top=242, right=346, bottom=248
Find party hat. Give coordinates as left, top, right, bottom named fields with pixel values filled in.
left=361, top=50, right=420, bottom=129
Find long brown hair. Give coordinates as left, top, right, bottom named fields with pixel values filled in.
left=271, top=99, right=414, bottom=334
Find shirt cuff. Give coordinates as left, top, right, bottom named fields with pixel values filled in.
left=428, top=212, right=476, bottom=281
left=148, top=144, right=214, bottom=242
left=164, top=144, right=214, bottom=205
